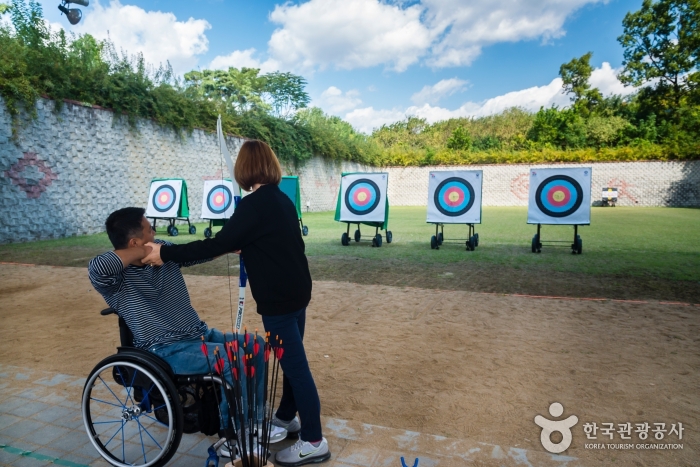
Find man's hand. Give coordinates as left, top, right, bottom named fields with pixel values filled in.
left=114, top=245, right=153, bottom=267
left=143, top=242, right=164, bottom=266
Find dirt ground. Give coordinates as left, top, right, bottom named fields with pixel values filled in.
left=1, top=264, right=698, bottom=466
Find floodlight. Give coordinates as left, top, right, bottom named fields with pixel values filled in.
left=67, top=0, right=89, bottom=6
left=58, top=5, right=82, bottom=25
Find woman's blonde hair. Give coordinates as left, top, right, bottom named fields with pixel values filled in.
left=234, top=140, right=282, bottom=191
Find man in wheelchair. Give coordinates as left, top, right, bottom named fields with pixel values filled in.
left=87, top=207, right=286, bottom=463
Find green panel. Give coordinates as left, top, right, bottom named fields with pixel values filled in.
left=280, top=176, right=302, bottom=218
left=151, top=178, right=189, bottom=217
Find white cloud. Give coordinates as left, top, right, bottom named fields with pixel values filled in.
left=209, top=48, right=280, bottom=74
left=316, top=86, right=363, bottom=113
left=411, top=78, right=468, bottom=105
left=267, top=0, right=433, bottom=72
left=345, top=62, right=635, bottom=133
left=344, top=106, right=407, bottom=134
left=423, top=0, right=607, bottom=67
left=242, top=0, right=608, bottom=72
left=590, top=61, right=632, bottom=95
left=69, top=0, right=211, bottom=74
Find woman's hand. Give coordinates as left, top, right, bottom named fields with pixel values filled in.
left=143, top=242, right=164, bottom=266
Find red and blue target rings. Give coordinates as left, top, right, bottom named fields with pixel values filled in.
left=434, top=177, right=474, bottom=217
left=535, top=175, right=583, bottom=217
left=207, top=185, right=232, bottom=214
left=345, top=179, right=381, bottom=215
left=152, top=185, right=177, bottom=212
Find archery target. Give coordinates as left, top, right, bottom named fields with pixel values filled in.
left=201, top=180, right=236, bottom=219
left=146, top=179, right=182, bottom=218
left=339, top=173, right=387, bottom=223
left=427, top=171, right=482, bottom=223
left=528, top=168, right=591, bottom=225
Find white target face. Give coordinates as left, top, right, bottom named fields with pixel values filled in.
left=146, top=180, right=182, bottom=218
left=339, top=173, right=388, bottom=223
left=201, top=179, right=236, bottom=219
left=427, top=170, right=482, bottom=224
left=528, top=168, right=592, bottom=224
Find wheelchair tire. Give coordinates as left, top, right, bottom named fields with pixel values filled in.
left=82, top=355, right=183, bottom=467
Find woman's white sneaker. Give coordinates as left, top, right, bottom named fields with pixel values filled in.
left=274, top=438, right=331, bottom=466
left=271, top=415, right=301, bottom=434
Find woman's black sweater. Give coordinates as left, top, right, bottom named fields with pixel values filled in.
left=160, top=184, right=312, bottom=316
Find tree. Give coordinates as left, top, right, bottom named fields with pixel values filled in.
left=559, top=52, right=603, bottom=113
left=0, top=3, right=11, bottom=14
left=262, top=72, right=310, bottom=118
left=184, top=67, right=267, bottom=113
left=446, top=127, right=471, bottom=150
left=617, top=0, right=700, bottom=110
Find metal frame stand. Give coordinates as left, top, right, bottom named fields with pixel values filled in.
left=202, top=218, right=228, bottom=238
left=149, top=216, right=195, bottom=237
left=430, top=223, right=479, bottom=251
left=531, top=223, right=582, bottom=254
left=341, top=222, right=392, bottom=247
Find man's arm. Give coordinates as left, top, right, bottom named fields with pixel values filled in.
left=88, top=246, right=150, bottom=298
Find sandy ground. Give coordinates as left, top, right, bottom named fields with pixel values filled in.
left=0, top=264, right=698, bottom=466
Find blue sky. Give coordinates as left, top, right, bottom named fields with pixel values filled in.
left=37, top=0, right=643, bottom=132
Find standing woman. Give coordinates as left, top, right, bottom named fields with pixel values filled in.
left=143, top=140, right=330, bottom=467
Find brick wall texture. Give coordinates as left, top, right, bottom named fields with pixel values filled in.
left=1, top=98, right=698, bottom=243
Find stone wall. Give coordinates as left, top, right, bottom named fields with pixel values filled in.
left=384, top=161, right=700, bottom=208
left=1, top=97, right=698, bottom=243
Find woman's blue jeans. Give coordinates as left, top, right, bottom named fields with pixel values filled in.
left=150, top=328, right=265, bottom=430
left=262, top=307, right=322, bottom=442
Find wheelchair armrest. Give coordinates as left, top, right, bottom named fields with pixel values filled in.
left=100, top=308, right=117, bottom=316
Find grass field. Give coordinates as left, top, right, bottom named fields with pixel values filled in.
left=2, top=206, right=699, bottom=302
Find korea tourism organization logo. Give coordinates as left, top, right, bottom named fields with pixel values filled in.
left=534, top=402, right=684, bottom=453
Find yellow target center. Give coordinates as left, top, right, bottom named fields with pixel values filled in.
left=448, top=192, right=460, bottom=202
left=357, top=192, right=367, bottom=202
left=215, top=194, right=224, bottom=204
left=159, top=194, right=169, bottom=203
left=552, top=190, right=565, bottom=202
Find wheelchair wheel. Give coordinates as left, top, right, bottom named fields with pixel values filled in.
left=82, top=355, right=183, bottom=467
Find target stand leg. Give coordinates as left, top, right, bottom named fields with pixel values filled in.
left=430, top=224, right=440, bottom=250
left=531, top=224, right=542, bottom=253
left=571, top=225, right=582, bottom=254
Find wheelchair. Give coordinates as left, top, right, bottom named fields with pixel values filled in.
left=81, top=308, right=232, bottom=467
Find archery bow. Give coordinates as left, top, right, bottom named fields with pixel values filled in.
left=217, top=115, right=248, bottom=332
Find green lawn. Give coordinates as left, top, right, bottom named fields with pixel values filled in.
left=1, top=207, right=699, bottom=282
left=301, top=206, right=700, bottom=281
left=1, top=207, right=699, bottom=302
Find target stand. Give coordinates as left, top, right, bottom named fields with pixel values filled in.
left=427, top=170, right=483, bottom=251
left=280, top=176, right=308, bottom=236
left=335, top=172, right=392, bottom=247
left=200, top=179, right=236, bottom=238
left=430, top=223, right=479, bottom=251
left=341, top=222, right=393, bottom=247
left=527, top=168, right=591, bottom=255
left=531, top=224, right=583, bottom=254
left=145, top=178, right=195, bottom=237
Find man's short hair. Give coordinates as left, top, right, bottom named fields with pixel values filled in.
left=234, top=140, right=282, bottom=191
left=106, top=207, right=146, bottom=249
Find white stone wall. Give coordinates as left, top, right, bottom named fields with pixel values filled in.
left=1, top=97, right=698, bottom=243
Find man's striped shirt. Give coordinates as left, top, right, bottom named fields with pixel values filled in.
left=88, top=240, right=209, bottom=349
